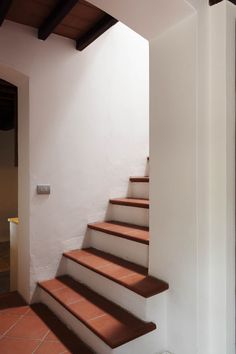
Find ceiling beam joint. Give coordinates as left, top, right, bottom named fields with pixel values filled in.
left=76, top=14, right=118, bottom=51
left=38, top=0, right=79, bottom=40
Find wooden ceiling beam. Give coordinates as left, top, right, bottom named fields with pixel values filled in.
left=76, top=14, right=118, bottom=51
left=0, top=0, right=13, bottom=26
left=209, top=0, right=236, bottom=5
left=38, top=0, right=79, bottom=40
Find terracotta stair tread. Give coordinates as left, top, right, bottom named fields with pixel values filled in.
left=109, top=198, right=149, bottom=209
left=38, top=275, right=156, bottom=349
left=130, top=176, right=149, bottom=182
left=88, top=221, right=149, bottom=245
left=63, top=248, right=168, bottom=298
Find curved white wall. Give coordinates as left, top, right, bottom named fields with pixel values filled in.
left=89, top=0, right=195, bottom=40
left=88, top=1, right=235, bottom=354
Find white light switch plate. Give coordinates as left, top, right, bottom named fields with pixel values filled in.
left=37, top=185, right=51, bottom=195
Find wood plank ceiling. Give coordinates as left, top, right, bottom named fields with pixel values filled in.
left=0, top=0, right=118, bottom=50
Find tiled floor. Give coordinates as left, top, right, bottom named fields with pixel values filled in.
left=0, top=242, right=10, bottom=294
left=0, top=291, right=94, bottom=354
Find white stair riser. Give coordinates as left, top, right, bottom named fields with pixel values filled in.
left=65, top=257, right=148, bottom=321
left=129, top=182, right=149, bottom=199
left=39, top=288, right=161, bottom=354
left=109, top=204, right=149, bottom=227
left=88, top=229, right=149, bottom=267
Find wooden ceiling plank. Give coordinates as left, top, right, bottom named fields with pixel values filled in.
left=76, top=14, right=118, bottom=51
left=209, top=0, right=236, bottom=5
left=0, top=0, right=13, bottom=26
left=38, top=0, right=80, bottom=40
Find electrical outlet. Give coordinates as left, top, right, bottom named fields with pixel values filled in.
left=37, top=185, right=51, bottom=195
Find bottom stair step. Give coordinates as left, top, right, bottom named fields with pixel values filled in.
left=38, top=275, right=156, bottom=349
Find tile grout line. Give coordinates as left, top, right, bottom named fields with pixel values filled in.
left=88, top=313, right=107, bottom=322
left=31, top=329, right=50, bottom=354
left=0, top=307, right=30, bottom=339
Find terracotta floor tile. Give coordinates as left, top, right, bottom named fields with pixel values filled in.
left=0, top=306, right=29, bottom=317
left=0, top=337, right=40, bottom=354
left=31, top=304, right=94, bottom=354
left=7, top=315, right=49, bottom=340
left=0, top=316, right=19, bottom=335
left=35, top=340, right=68, bottom=354
left=0, top=294, right=93, bottom=354
left=44, top=330, right=61, bottom=341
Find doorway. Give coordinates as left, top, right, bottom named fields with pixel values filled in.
left=0, top=79, right=18, bottom=294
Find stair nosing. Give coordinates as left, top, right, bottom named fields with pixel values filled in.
left=63, top=248, right=169, bottom=298
left=88, top=221, right=149, bottom=245
left=38, top=276, right=156, bottom=349
left=109, top=198, right=149, bottom=209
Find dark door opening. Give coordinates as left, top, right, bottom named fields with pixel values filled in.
left=0, top=79, right=18, bottom=294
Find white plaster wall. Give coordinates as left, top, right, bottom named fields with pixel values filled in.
left=149, top=1, right=235, bottom=354
left=0, top=20, right=149, bottom=299
left=209, top=2, right=235, bottom=353
left=0, top=130, right=17, bottom=242
left=149, top=16, right=198, bottom=354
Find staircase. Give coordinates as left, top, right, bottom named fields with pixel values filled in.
left=37, top=157, right=169, bottom=354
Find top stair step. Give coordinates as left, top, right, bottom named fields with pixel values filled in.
left=110, top=198, right=149, bottom=209
left=38, top=275, right=156, bottom=349
left=64, top=248, right=168, bottom=298
left=130, top=176, right=149, bottom=183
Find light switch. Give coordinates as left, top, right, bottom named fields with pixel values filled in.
left=37, top=185, right=51, bottom=195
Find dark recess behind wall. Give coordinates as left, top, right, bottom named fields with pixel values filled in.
left=0, top=79, right=18, bottom=166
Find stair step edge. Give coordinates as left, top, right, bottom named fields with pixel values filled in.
left=63, top=248, right=169, bottom=298
left=88, top=221, right=149, bottom=245
left=38, top=276, right=156, bottom=349
left=110, top=198, right=149, bottom=209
